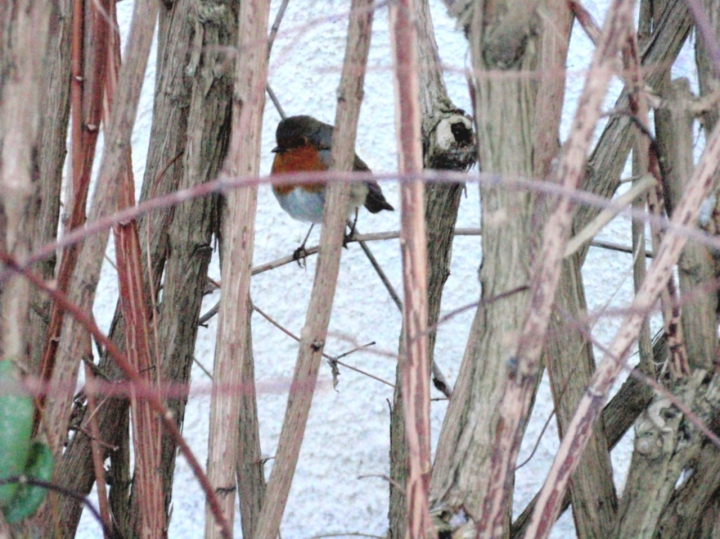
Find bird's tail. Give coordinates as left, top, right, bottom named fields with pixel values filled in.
left=364, top=181, right=394, bottom=213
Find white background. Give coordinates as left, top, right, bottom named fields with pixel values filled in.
left=77, top=0, right=698, bottom=537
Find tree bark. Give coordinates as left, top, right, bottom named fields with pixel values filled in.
left=537, top=2, right=618, bottom=536
left=0, top=0, right=53, bottom=367
left=154, top=0, right=234, bottom=520
left=511, top=337, right=663, bottom=537
left=0, top=1, right=54, bottom=535
left=388, top=0, right=475, bottom=536
left=235, top=305, right=266, bottom=539
left=26, top=0, right=73, bottom=375
left=430, top=2, right=541, bottom=535
left=611, top=76, right=719, bottom=539
left=43, top=1, right=236, bottom=535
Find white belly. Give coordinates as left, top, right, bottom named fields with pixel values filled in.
left=274, top=183, right=369, bottom=224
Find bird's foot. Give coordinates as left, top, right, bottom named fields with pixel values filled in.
left=293, top=245, right=309, bottom=267
left=292, top=224, right=314, bottom=268
left=344, top=217, right=357, bottom=248
left=344, top=229, right=358, bottom=249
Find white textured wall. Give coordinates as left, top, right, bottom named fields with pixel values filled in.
left=77, top=0, right=698, bottom=537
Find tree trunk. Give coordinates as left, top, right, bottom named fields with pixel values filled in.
left=430, top=2, right=542, bottom=536
left=0, top=0, right=53, bottom=367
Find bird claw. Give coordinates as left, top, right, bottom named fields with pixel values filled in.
left=293, top=245, right=308, bottom=267
left=344, top=216, right=357, bottom=248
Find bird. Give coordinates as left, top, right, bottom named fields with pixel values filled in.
left=270, top=116, right=394, bottom=240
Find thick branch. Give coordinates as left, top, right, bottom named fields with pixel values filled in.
left=204, top=0, right=268, bottom=535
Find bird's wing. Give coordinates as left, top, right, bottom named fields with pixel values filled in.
left=317, top=150, right=369, bottom=171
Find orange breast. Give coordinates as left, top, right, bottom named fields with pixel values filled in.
left=272, top=145, right=327, bottom=196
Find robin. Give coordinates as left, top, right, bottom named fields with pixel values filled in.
left=271, top=115, right=394, bottom=233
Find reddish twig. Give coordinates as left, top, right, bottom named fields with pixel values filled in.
left=35, top=0, right=111, bottom=428
left=0, top=251, right=231, bottom=539
left=108, top=0, right=166, bottom=529
left=569, top=0, right=602, bottom=44
left=69, top=0, right=84, bottom=197
left=622, top=30, right=690, bottom=378
left=38, top=0, right=157, bottom=480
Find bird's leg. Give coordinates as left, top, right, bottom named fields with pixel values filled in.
left=293, top=224, right=314, bottom=266
left=344, top=208, right=359, bottom=248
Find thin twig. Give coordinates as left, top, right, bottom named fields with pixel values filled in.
left=514, top=409, right=556, bottom=471
left=356, top=233, right=403, bottom=311
left=266, top=84, right=286, bottom=120
left=515, top=357, right=584, bottom=472
left=684, top=0, right=720, bottom=76
left=430, top=285, right=530, bottom=337
left=253, top=303, right=393, bottom=388
left=622, top=36, right=690, bottom=380
left=267, top=0, right=290, bottom=54
left=214, top=228, right=649, bottom=313
left=265, top=0, right=290, bottom=119
left=200, top=231, right=645, bottom=324
left=193, top=356, right=214, bottom=380
left=564, top=174, right=656, bottom=258
left=77, top=427, right=119, bottom=452
left=357, top=474, right=406, bottom=494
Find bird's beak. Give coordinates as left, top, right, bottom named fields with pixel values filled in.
left=272, top=146, right=281, bottom=153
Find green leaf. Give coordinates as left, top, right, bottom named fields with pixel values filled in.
left=0, top=360, right=33, bottom=508
left=3, top=442, right=55, bottom=523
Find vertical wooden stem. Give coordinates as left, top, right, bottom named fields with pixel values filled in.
left=204, top=0, right=270, bottom=536
left=390, top=1, right=431, bottom=537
